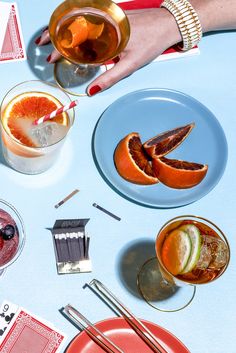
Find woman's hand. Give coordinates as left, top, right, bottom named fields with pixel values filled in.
left=87, top=8, right=181, bottom=95
left=35, top=0, right=236, bottom=95
left=35, top=8, right=181, bottom=95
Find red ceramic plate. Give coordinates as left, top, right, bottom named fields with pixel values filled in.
left=66, top=317, right=190, bottom=353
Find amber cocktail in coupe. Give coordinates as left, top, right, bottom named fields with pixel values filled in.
left=0, top=80, right=74, bottom=174
left=137, top=216, right=230, bottom=312
left=49, top=0, right=130, bottom=94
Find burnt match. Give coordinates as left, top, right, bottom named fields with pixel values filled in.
left=55, top=189, right=79, bottom=209
left=93, top=203, right=121, bottom=221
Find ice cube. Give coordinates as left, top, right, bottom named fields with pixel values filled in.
left=207, top=236, right=229, bottom=269
left=30, top=122, right=68, bottom=147
left=197, top=235, right=229, bottom=271
left=196, top=240, right=211, bottom=270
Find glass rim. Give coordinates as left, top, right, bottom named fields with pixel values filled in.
left=0, top=199, right=26, bottom=270
left=0, top=79, right=75, bottom=150
left=156, top=214, right=230, bottom=286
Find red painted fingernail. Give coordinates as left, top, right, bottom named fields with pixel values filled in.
left=46, top=54, right=51, bottom=62
left=35, top=36, right=41, bottom=44
left=112, top=56, right=120, bottom=64
left=88, top=85, right=102, bottom=96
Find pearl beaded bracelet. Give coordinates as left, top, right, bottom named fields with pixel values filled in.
left=161, top=0, right=202, bottom=51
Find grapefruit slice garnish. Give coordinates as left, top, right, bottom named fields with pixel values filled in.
left=61, top=16, right=88, bottom=48
left=152, top=156, right=208, bottom=189
left=143, top=123, right=195, bottom=158
left=114, top=132, right=159, bottom=185
left=161, top=229, right=192, bottom=275
left=178, top=224, right=202, bottom=273
left=2, top=92, right=68, bottom=147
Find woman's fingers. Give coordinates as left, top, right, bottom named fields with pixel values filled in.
left=87, top=55, right=140, bottom=96
left=35, top=28, right=50, bottom=45
left=35, top=28, right=62, bottom=63
left=47, top=49, right=62, bottom=63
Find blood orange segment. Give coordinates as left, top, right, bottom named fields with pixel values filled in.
left=143, top=123, right=195, bottom=158
left=114, top=132, right=159, bottom=185
left=2, top=92, right=68, bottom=148
left=152, top=156, right=208, bottom=189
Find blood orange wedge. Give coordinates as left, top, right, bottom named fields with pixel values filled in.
left=114, top=132, right=159, bottom=185
left=143, top=123, right=195, bottom=158
left=152, top=156, right=208, bottom=189
left=2, top=92, right=68, bottom=152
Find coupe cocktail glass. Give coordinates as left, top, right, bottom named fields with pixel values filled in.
left=49, top=0, right=130, bottom=95
left=0, top=199, right=25, bottom=277
left=0, top=80, right=74, bottom=174
left=137, top=215, right=230, bottom=312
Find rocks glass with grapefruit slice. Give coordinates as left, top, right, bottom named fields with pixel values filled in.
left=49, top=0, right=130, bottom=95
left=0, top=199, right=25, bottom=276
left=0, top=80, right=74, bottom=174
left=137, top=215, right=230, bottom=312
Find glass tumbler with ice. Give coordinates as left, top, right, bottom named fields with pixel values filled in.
left=0, top=80, right=75, bottom=174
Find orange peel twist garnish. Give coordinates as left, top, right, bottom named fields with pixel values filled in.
left=60, top=16, right=104, bottom=49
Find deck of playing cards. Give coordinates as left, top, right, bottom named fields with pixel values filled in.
left=0, top=2, right=26, bottom=63
left=0, top=300, right=66, bottom=352
left=51, top=218, right=92, bottom=275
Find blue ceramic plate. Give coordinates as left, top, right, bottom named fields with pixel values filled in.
left=93, top=88, right=228, bottom=208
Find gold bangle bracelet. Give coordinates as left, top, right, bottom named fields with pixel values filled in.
left=161, top=0, right=202, bottom=51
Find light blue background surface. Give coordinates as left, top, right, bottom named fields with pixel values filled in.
left=0, top=1, right=236, bottom=353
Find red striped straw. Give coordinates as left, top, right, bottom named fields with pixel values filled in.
left=33, top=99, right=78, bottom=125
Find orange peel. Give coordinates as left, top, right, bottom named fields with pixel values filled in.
left=87, top=20, right=104, bottom=40
left=61, top=16, right=88, bottom=48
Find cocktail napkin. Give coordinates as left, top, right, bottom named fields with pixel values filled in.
left=0, top=300, right=66, bottom=352
left=0, top=2, right=26, bottom=63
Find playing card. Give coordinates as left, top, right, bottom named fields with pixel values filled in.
left=0, top=308, right=66, bottom=353
left=0, top=300, right=19, bottom=337
left=0, top=2, right=11, bottom=52
left=0, top=2, right=26, bottom=63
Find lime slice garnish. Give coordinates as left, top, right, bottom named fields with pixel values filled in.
left=179, top=224, right=202, bottom=274
left=161, top=229, right=192, bottom=275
